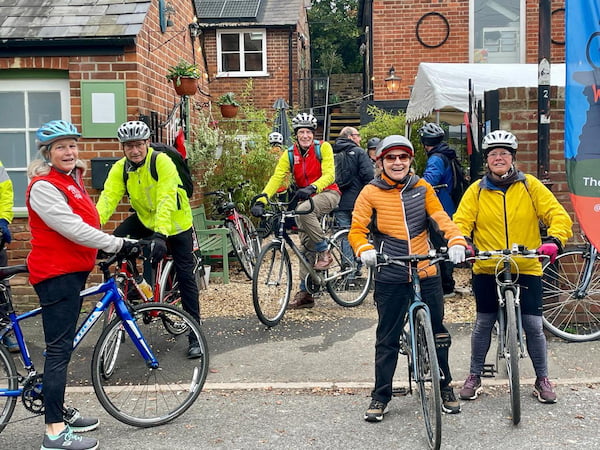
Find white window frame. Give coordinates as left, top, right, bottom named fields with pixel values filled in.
left=0, top=78, right=71, bottom=213
left=469, top=0, right=526, bottom=63
left=216, top=28, right=268, bottom=77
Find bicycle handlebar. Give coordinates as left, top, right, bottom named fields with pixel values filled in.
left=206, top=180, right=251, bottom=198
left=465, top=244, right=546, bottom=261
left=376, top=249, right=449, bottom=267
left=250, top=192, right=315, bottom=216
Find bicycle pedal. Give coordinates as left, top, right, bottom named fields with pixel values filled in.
left=392, top=387, right=409, bottom=396
left=481, top=363, right=497, bottom=377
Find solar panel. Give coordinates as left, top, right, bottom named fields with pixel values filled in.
left=197, top=0, right=262, bottom=20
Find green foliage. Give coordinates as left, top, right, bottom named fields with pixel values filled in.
left=216, top=91, right=240, bottom=107
left=358, top=105, right=427, bottom=174
left=166, top=59, right=201, bottom=85
left=308, top=0, right=363, bottom=75
left=190, top=82, right=278, bottom=215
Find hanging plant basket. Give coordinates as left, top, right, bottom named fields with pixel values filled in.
left=172, top=77, right=197, bottom=96
left=220, top=104, right=239, bottom=118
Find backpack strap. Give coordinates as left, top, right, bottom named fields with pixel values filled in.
left=287, top=141, right=322, bottom=168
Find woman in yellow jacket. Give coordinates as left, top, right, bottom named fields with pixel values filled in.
left=453, top=130, right=572, bottom=404
left=349, top=135, right=467, bottom=422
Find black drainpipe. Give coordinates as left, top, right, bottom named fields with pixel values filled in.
left=288, top=27, right=294, bottom=105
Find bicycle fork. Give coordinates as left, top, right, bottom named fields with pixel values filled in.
left=496, top=284, right=527, bottom=359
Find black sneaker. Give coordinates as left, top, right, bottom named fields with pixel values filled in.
left=441, top=386, right=461, bottom=414
left=41, top=426, right=98, bottom=450
left=63, top=407, right=99, bottom=433
left=364, top=399, right=388, bottom=422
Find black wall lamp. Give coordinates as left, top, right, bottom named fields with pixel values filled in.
left=385, top=66, right=401, bottom=94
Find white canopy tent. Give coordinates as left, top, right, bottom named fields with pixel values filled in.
left=405, top=63, right=566, bottom=125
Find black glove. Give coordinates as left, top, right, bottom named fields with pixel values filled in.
left=117, top=239, right=141, bottom=259
left=296, top=185, right=317, bottom=200
left=150, top=234, right=168, bottom=265
left=251, top=202, right=265, bottom=217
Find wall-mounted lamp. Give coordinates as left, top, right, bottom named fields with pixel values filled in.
left=189, top=21, right=200, bottom=39
left=384, top=66, right=401, bottom=94
left=159, top=0, right=176, bottom=33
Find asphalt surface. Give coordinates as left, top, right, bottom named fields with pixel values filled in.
left=3, top=310, right=600, bottom=449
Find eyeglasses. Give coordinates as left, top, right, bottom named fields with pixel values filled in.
left=487, top=151, right=512, bottom=159
left=351, top=133, right=361, bottom=137
left=383, top=153, right=411, bottom=162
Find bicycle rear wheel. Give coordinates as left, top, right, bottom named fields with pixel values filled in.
left=0, top=343, right=17, bottom=434
left=252, top=241, right=292, bottom=327
left=414, top=308, right=442, bottom=450
left=91, top=303, right=208, bottom=427
left=230, top=214, right=261, bottom=280
left=326, top=229, right=372, bottom=307
left=504, top=290, right=521, bottom=425
left=541, top=248, right=600, bottom=341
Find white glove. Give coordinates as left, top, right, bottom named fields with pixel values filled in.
left=360, top=249, right=378, bottom=267
left=448, top=245, right=466, bottom=265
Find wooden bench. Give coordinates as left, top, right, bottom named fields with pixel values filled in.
left=192, top=206, right=233, bottom=284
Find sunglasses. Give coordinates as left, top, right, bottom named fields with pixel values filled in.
left=383, top=153, right=411, bottom=162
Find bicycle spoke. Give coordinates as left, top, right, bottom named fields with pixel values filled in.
left=252, top=242, right=291, bottom=327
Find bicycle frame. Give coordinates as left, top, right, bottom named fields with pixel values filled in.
left=0, top=264, right=159, bottom=401
left=574, top=240, right=597, bottom=298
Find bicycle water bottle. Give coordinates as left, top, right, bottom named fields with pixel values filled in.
left=136, top=277, right=154, bottom=301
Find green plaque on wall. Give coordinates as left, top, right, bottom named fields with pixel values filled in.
left=81, top=81, right=126, bottom=138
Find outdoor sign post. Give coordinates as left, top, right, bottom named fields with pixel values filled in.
left=537, top=0, right=551, bottom=184
left=565, top=0, right=600, bottom=249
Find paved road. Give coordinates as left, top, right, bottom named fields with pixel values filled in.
left=3, top=315, right=600, bottom=449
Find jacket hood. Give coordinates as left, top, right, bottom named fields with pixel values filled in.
left=333, top=137, right=360, bottom=154
left=429, top=142, right=457, bottom=160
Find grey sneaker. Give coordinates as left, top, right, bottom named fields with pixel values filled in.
left=533, top=376, right=557, bottom=403
left=364, top=399, right=389, bottom=422
left=459, top=374, right=483, bottom=400
left=63, top=407, right=99, bottom=433
left=441, top=386, right=461, bottom=414
left=41, top=426, right=98, bottom=450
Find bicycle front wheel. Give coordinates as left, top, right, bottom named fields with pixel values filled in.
left=414, top=308, right=442, bottom=450
left=91, top=303, right=209, bottom=427
left=504, top=290, right=521, bottom=425
left=541, top=248, right=600, bottom=341
left=252, top=241, right=292, bottom=327
left=0, top=343, right=17, bottom=434
left=326, top=229, right=372, bottom=307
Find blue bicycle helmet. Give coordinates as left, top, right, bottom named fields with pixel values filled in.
left=36, top=120, right=81, bottom=147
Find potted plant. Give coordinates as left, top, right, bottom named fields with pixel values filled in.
left=166, top=59, right=200, bottom=96
left=329, top=94, right=342, bottom=113
left=216, top=92, right=240, bottom=118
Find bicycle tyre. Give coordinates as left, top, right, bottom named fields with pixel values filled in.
left=0, top=343, right=17, bottom=434
left=541, top=248, right=600, bottom=342
left=91, top=303, right=208, bottom=427
left=414, top=308, right=442, bottom=450
left=252, top=241, right=292, bottom=327
left=156, top=259, right=188, bottom=335
left=504, top=289, right=521, bottom=425
left=228, top=221, right=253, bottom=279
left=326, top=229, right=372, bottom=307
left=240, top=214, right=262, bottom=271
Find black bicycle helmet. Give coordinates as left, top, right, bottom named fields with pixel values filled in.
left=367, top=137, right=381, bottom=149
left=481, top=130, right=518, bottom=156
left=291, top=112, right=317, bottom=133
left=418, top=122, right=445, bottom=146
left=375, top=135, right=414, bottom=159
left=117, top=121, right=151, bottom=143
left=36, top=120, right=81, bottom=148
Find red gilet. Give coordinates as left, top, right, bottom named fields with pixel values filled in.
left=26, top=168, right=100, bottom=285
left=290, top=141, right=340, bottom=194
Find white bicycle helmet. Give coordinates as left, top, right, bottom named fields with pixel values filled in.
left=269, top=131, right=284, bottom=145
left=481, top=130, right=518, bottom=154
left=36, top=120, right=81, bottom=148
left=418, top=122, right=445, bottom=146
left=375, top=135, right=414, bottom=159
left=292, top=112, right=317, bottom=133
left=117, top=121, right=151, bottom=143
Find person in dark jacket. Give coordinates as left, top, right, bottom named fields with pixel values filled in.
left=419, top=122, right=460, bottom=297
left=333, top=127, right=374, bottom=228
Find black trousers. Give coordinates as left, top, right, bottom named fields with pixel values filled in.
left=35, top=271, right=89, bottom=424
left=371, top=277, right=452, bottom=404
left=429, top=226, right=455, bottom=294
left=114, top=214, right=200, bottom=323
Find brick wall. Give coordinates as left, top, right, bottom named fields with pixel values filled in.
left=371, top=0, right=565, bottom=100
left=496, top=85, right=581, bottom=241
